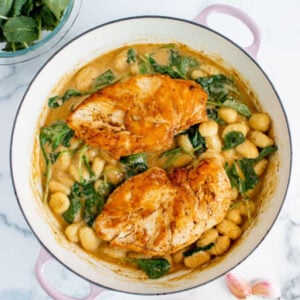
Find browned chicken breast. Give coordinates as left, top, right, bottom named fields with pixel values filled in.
left=94, top=157, right=231, bottom=256
left=67, top=74, right=207, bottom=159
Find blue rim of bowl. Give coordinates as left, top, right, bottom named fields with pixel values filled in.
left=0, top=0, right=82, bottom=65
left=10, top=15, right=292, bottom=295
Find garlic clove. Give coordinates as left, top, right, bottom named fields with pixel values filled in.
left=251, top=279, right=281, bottom=298
left=225, top=273, right=251, bottom=299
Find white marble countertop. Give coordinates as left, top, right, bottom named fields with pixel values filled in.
left=0, top=0, right=299, bottom=299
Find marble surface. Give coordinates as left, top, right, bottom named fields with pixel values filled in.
left=0, top=0, right=299, bottom=299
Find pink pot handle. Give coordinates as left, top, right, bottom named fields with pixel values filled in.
left=194, top=4, right=261, bottom=58
left=35, top=247, right=105, bottom=300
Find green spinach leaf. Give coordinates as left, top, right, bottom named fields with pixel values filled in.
left=22, top=0, right=34, bottom=15
left=63, top=182, right=82, bottom=224
left=254, top=145, right=278, bottom=162
left=3, top=16, right=38, bottom=44
left=40, top=121, right=74, bottom=151
left=40, top=5, right=58, bottom=30
left=207, top=98, right=252, bottom=118
left=147, top=55, right=183, bottom=79
left=238, top=158, right=259, bottom=192
left=47, top=70, right=118, bottom=109
left=223, top=98, right=252, bottom=118
left=206, top=108, right=225, bottom=125
left=196, top=74, right=236, bottom=102
left=93, top=69, right=116, bottom=90
left=120, top=153, right=148, bottom=178
left=1, top=0, right=70, bottom=52
left=48, top=89, right=83, bottom=108
left=135, top=258, right=170, bottom=279
left=126, top=48, right=136, bottom=63
left=225, top=159, right=258, bottom=196
left=81, top=182, right=104, bottom=226
left=146, top=49, right=199, bottom=79
left=0, top=0, right=13, bottom=24
left=13, top=0, right=28, bottom=16
left=184, top=124, right=206, bottom=155
left=42, top=0, right=69, bottom=20
left=223, top=131, right=245, bottom=150
left=63, top=179, right=114, bottom=226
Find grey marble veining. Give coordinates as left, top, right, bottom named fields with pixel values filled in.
left=0, top=0, right=299, bottom=299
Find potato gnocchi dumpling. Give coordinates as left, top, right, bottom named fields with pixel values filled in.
left=38, top=43, right=277, bottom=279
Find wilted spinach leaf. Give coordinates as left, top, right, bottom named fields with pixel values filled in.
left=93, top=69, right=116, bottom=90
left=120, top=153, right=148, bottom=178
left=254, top=145, right=278, bottom=162
left=147, top=55, right=182, bottom=79
left=40, top=121, right=74, bottom=151
left=63, top=179, right=114, bottom=226
left=48, top=69, right=118, bottom=109
left=126, top=48, right=136, bottom=63
left=206, top=108, right=225, bottom=125
left=225, top=145, right=278, bottom=196
left=146, top=49, right=199, bottom=79
left=223, top=131, right=245, bottom=150
left=225, top=159, right=258, bottom=196
left=185, top=124, right=206, bottom=155
left=81, top=181, right=104, bottom=226
left=196, top=74, right=236, bottom=102
left=63, top=182, right=82, bottom=224
left=48, top=89, right=83, bottom=108
left=135, top=258, right=170, bottom=279
left=222, top=98, right=252, bottom=118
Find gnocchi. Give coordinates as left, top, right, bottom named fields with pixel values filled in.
left=49, top=192, right=70, bottom=214
left=218, top=107, right=238, bottom=124
left=65, top=221, right=84, bottom=243
left=235, top=140, right=259, bottom=159
left=92, top=157, right=105, bottom=179
left=48, top=180, right=70, bottom=195
left=197, top=229, right=219, bottom=247
left=184, top=250, right=211, bottom=268
left=248, top=131, right=274, bottom=148
left=208, top=235, right=231, bottom=256
left=176, top=134, right=194, bottom=153
left=198, top=120, right=219, bottom=137
left=222, top=122, right=249, bottom=139
left=249, top=113, right=270, bottom=132
left=205, top=135, right=222, bottom=152
left=216, top=219, right=242, bottom=240
left=79, top=227, right=101, bottom=252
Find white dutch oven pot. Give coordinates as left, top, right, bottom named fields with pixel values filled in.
left=10, top=4, right=291, bottom=299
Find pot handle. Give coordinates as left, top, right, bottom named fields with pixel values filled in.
left=194, top=4, right=261, bottom=58
left=35, top=247, right=105, bottom=300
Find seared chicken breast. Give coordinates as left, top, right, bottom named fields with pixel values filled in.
left=67, top=74, right=207, bottom=159
left=95, top=157, right=231, bottom=256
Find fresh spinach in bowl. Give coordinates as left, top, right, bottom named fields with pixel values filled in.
left=0, top=0, right=70, bottom=52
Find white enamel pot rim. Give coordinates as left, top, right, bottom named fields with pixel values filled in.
left=10, top=12, right=292, bottom=297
